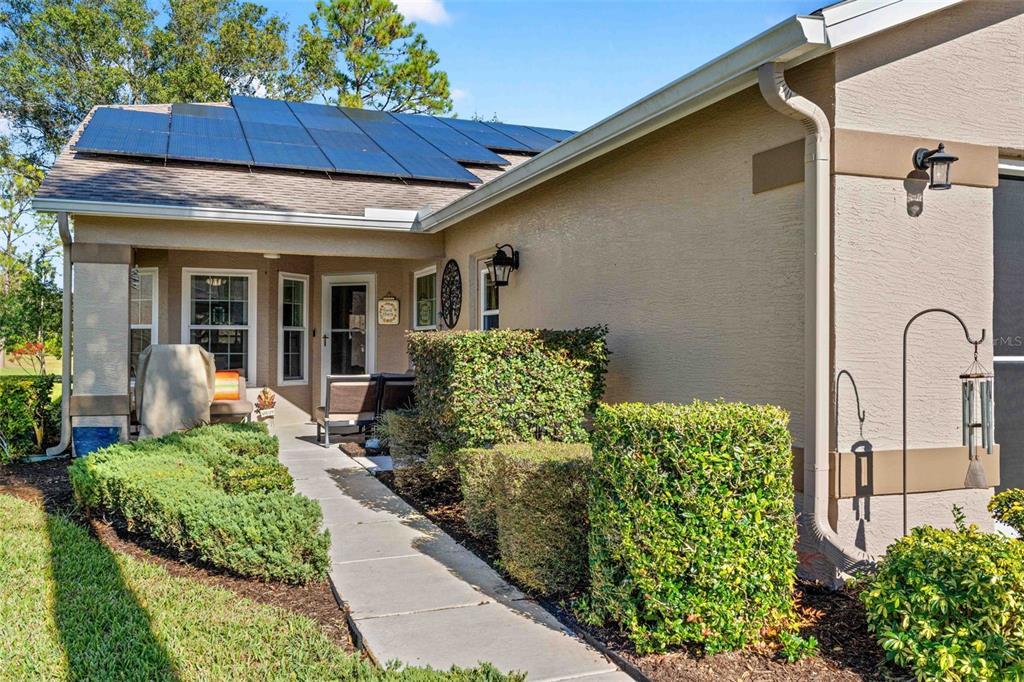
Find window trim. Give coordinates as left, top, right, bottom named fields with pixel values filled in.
left=130, top=267, right=159, bottom=373
left=413, top=265, right=438, bottom=331
left=180, top=267, right=258, bottom=387
left=480, top=263, right=499, bottom=330
left=278, top=272, right=309, bottom=386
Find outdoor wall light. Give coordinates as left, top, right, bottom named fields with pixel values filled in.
left=487, top=244, right=519, bottom=287
left=912, top=143, right=958, bottom=190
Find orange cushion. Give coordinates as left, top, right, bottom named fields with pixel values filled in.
left=213, top=371, right=241, bottom=401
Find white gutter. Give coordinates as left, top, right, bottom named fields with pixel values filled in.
left=31, top=198, right=419, bottom=232
left=30, top=212, right=73, bottom=460
left=757, top=62, right=875, bottom=576
left=414, top=14, right=829, bottom=233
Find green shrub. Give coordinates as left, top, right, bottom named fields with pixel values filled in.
left=407, top=329, right=600, bottom=454
left=860, top=516, right=1024, bottom=680
left=585, top=401, right=796, bottom=654
left=537, top=326, right=610, bottom=409
left=989, top=488, right=1024, bottom=536
left=777, top=632, right=818, bottom=663
left=0, top=374, right=60, bottom=461
left=376, top=408, right=432, bottom=467
left=456, top=448, right=500, bottom=541
left=69, top=424, right=328, bottom=583
left=493, top=442, right=592, bottom=596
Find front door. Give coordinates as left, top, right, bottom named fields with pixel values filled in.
left=321, top=275, right=376, bottom=388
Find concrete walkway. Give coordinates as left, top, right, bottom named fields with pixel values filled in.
left=275, top=424, right=628, bottom=680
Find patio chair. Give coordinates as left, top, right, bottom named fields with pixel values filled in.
left=316, top=375, right=378, bottom=447
left=209, top=372, right=254, bottom=424
left=376, top=373, right=416, bottom=414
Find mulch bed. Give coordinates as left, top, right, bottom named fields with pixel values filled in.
left=378, top=468, right=904, bottom=682
left=0, top=458, right=355, bottom=652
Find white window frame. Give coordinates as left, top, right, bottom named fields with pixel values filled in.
left=181, top=267, right=258, bottom=387
left=130, top=267, right=159, bottom=369
left=278, top=272, right=309, bottom=386
left=320, top=273, right=377, bottom=404
left=413, top=265, right=438, bottom=331
left=480, top=263, right=499, bottom=330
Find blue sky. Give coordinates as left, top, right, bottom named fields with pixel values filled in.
left=263, top=0, right=824, bottom=131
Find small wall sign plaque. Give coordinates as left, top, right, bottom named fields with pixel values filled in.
left=378, top=294, right=400, bottom=325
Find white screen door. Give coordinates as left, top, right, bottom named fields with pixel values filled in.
left=321, top=275, right=376, bottom=384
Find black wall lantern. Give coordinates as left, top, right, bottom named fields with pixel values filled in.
left=912, top=142, right=958, bottom=190
left=487, top=244, right=519, bottom=287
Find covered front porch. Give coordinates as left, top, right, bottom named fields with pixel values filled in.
left=65, top=212, right=449, bottom=445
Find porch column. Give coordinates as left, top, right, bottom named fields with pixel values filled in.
left=69, top=242, right=132, bottom=453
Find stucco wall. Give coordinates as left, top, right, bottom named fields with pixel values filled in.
left=833, top=0, right=1023, bottom=149
left=830, top=2, right=1020, bottom=452
left=441, top=76, right=831, bottom=442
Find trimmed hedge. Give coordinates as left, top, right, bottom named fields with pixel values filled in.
left=861, top=516, right=1024, bottom=679
left=586, top=401, right=796, bottom=654
left=493, top=443, right=592, bottom=596
left=456, top=448, right=500, bottom=541
left=0, top=374, right=60, bottom=461
left=406, top=328, right=606, bottom=454
left=69, top=423, right=326, bottom=584
left=989, top=488, right=1024, bottom=536
left=375, top=408, right=432, bottom=468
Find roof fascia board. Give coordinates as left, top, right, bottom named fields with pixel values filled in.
left=31, top=197, right=418, bottom=231
left=415, top=15, right=827, bottom=233
left=821, top=0, right=965, bottom=47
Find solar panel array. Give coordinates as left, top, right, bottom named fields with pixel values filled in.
left=73, top=97, right=577, bottom=184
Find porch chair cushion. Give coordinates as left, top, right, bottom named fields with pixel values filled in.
left=213, top=371, right=242, bottom=400
left=210, top=374, right=253, bottom=423
left=316, top=375, right=378, bottom=431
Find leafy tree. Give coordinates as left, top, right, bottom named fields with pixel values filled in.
left=0, top=138, right=52, bottom=290
left=0, top=252, right=62, bottom=374
left=289, top=0, right=451, bottom=113
left=147, top=0, right=289, bottom=103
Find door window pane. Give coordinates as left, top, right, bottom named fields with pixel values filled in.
left=331, top=331, right=366, bottom=375
left=481, top=266, right=499, bottom=330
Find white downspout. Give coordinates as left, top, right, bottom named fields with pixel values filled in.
left=757, top=62, right=875, bottom=575
left=44, top=212, right=72, bottom=457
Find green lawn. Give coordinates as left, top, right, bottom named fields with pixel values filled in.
left=0, top=494, right=515, bottom=681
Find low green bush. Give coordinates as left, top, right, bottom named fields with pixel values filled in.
left=0, top=374, right=60, bottom=461
left=860, top=513, right=1024, bottom=680
left=69, top=424, right=327, bottom=583
left=493, top=443, right=592, bottom=596
left=456, top=448, right=500, bottom=541
left=407, top=329, right=604, bottom=454
left=585, top=401, right=796, bottom=654
left=376, top=408, right=432, bottom=468
left=989, top=488, right=1024, bottom=536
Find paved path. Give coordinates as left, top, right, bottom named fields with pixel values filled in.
left=275, top=424, right=628, bottom=680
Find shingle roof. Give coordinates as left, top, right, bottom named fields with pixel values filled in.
left=36, top=103, right=547, bottom=217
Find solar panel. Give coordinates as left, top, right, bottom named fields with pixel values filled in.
left=231, top=95, right=300, bottom=125
left=171, top=114, right=243, bottom=138
left=392, top=113, right=509, bottom=166
left=528, top=126, right=576, bottom=142
left=437, top=117, right=533, bottom=153
left=239, top=120, right=315, bottom=146
left=168, top=133, right=253, bottom=165
left=288, top=101, right=354, bottom=130
left=89, top=107, right=170, bottom=132
left=171, top=103, right=238, bottom=120
left=76, top=125, right=168, bottom=157
left=482, top=122, right=557, bottom=152
left=247, top=139, right=333, bottom=171
left=344, top=109, right=480, bottom=183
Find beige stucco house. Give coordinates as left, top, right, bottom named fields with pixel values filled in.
left=35, top=0, right=1024, bottom=581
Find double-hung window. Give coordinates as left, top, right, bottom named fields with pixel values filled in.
left=414, top=266, right=438, bottom=330
left=129, top=268, right=158, bottom=376
left=279, top=273, right=308, bottom=384
left=182, top=269, right=257, bottom=382
left=480, top=264, right=499, bottom=330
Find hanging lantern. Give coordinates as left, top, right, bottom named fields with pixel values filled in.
left=960, top=343, right=994, bottom=489
left=912, top=143, right=959, bottom=190
left=486, top=244, right=519, bottom=287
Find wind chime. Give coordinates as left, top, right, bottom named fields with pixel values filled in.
left=961, top=341, right=994, bottom=489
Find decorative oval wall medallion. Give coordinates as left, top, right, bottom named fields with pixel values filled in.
left=440, top=259, right=462, bottom=329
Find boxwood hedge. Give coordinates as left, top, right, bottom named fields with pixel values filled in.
left=406, top=328, right=607, bottom=454
left=860, top=515, right=1024, bottom=679
left=586, top=401, right=796, bottom=654
left=492, top=442, right=592, bottom=596
left=69, top=423, right=327, bottom=584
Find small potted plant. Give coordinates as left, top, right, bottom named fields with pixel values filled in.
left=255, top=387, right=276, bottom=421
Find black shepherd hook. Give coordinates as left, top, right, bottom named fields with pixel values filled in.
left=835, top=369, right=867, bottom=445
left=903, top=308, right=986, bottom=536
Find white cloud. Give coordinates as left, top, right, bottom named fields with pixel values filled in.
left=394, top=0, right=450, bottom=25
left=0, top=115, right=11, bottom=137
left=451, top=88, right=470, bottom=104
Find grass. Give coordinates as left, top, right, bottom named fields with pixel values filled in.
left=0, top=493, right=518, bottom=681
